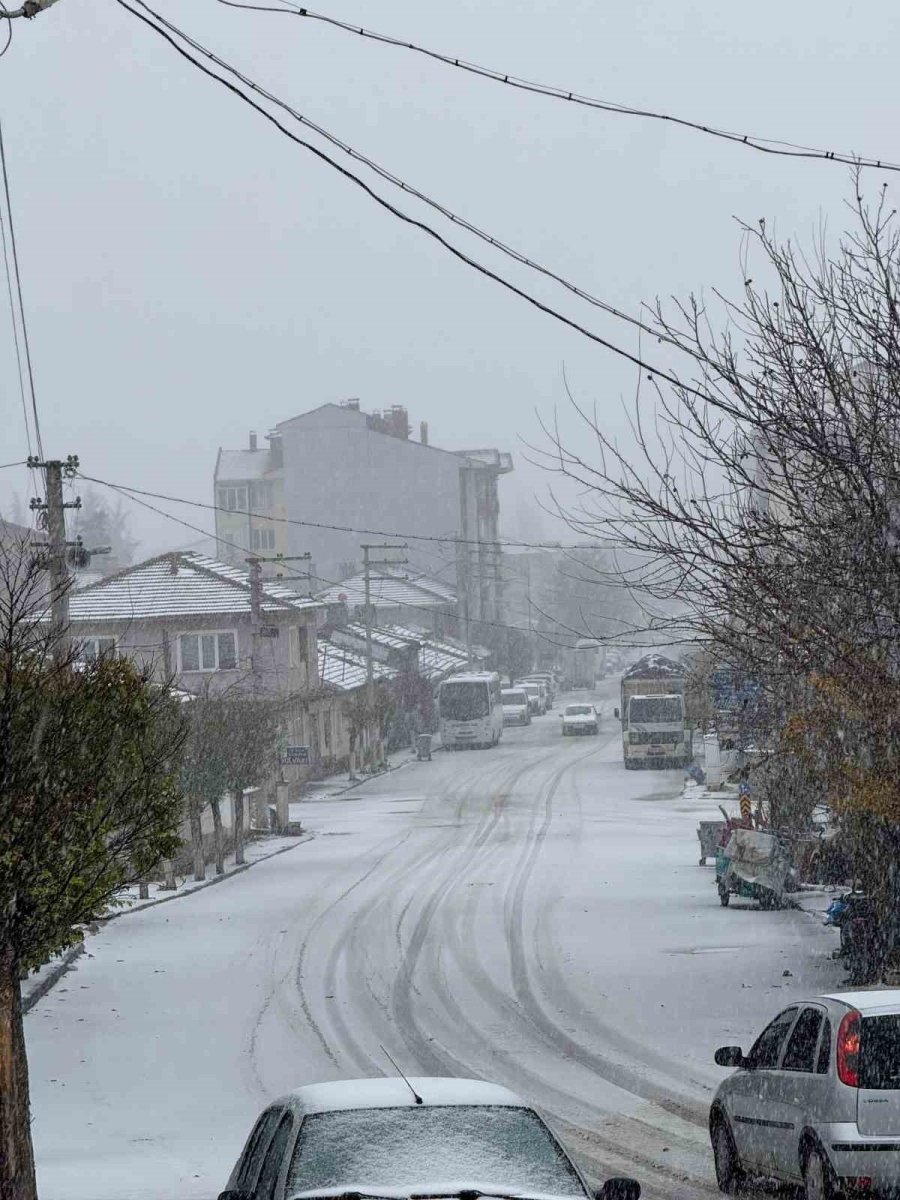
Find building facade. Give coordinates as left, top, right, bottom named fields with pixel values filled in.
left=213, top=400, right=512, bottom=626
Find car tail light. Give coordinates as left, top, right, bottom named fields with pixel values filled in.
left=837, top=1009, right=861, bottom=1086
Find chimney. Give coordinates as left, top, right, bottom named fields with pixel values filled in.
left=342, top=398, right=361, bottom=412
left=420, top=421, right=429, bottom=446
left=249, top=430, right=258, bottom=451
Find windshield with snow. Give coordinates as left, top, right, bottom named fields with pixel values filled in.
left=287, top=1106, right=586, bottom=1196
left=628, top=697, right=683, bottom=723
left=440, top=682, right=490, bottom=720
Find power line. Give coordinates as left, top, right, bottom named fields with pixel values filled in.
left=222, top=1, right=900, bottom=176
left=114, top=0, right=720, bottom=405
left=75, top=470, right=619, bottom=553
left=93, top=474, right=586, bottom=646
left=0, top=459, right=26, bottom=470
left=118, top=2, right=695, bottom=365
left=0, top=112, right=43, bottom=464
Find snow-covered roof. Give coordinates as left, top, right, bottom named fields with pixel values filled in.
left=215, top=447, right=273, bottom=482
left=68, top=551, right=322, bottom=624
left=381, top=623, right=473, bottom=679
left=822, top=990, right=900, bottom=1014
left=317, top=638, right=396, bottom=692
left=623, top=653, right=685, bottom=679
left=277, top=1077, right=524, bottom=1114
left=317, top=571, right=456, bottom=611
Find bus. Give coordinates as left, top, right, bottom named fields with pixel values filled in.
left=437, top=672, right=503, bottom=749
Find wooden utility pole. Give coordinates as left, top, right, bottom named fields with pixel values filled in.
left=361, top=543, right=407, bottom=764
left=27, top=454, right=81, bottom=663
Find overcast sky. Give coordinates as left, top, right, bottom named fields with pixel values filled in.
left=0, top=0, right=896, bottom=555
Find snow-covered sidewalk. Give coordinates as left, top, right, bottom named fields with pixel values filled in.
left=21, top=831, right=312, bottom=1012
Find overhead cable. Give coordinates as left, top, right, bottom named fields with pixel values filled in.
left=114, top=0, right=721, bottom=405
left=94, top=476, right=590, bottom=646
left=0, top=113, right=43, bottom=464
left=75, top=470, right=622, bottom=553
left=125, top=4, right=699, bottom=362
left=220, top=0, right=900, bottom=175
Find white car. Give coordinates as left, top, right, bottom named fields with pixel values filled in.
left=711, top=991, right=900, bottom=1200
left=220, top=1076, right=641, bottom=1200
left=561, top=703, right=599, bottom=736
left=517, top=682, right=545, bottom=716
left=501, top=688, right=532, bottom=726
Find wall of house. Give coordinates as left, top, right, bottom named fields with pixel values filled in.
left=277, top=406, right=465, bottom=585
left=68, top=611, right=319, bottom=698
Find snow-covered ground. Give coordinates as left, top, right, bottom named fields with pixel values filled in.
left=25, top=683, right=842, bottom=1200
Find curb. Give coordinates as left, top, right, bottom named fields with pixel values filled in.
left=307, top=751, right=421, bottom=800
left=21, top=832, right=314, bottom=1014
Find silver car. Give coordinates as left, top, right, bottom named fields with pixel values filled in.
left=711, top=991, right=900, bottom=1200
left=219, top=1076, right=641, bottom=1200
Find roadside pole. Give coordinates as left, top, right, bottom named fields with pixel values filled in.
left=361, top=542, right=407, bottom=766
left=27, top=454, right=81, bottom=663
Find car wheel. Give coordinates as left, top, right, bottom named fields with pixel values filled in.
left=803, top=1144, right=838, bottom=1200
left=712, top=1114, right=744, bottom=1195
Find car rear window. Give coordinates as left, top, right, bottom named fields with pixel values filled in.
left=565, top=706, right=592, bottom=716
left=287, top=1105, right=586, bottom=1196
left=860, top=1015, right=900, bottom=1089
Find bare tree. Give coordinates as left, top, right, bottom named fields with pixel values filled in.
left=218, top=696, right=280, bottom=864
left=542, top=183, right=900, bottom=975
left=178, top=690, right=231, bottom=879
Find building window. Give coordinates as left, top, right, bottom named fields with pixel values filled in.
left=78, top=636, right=117, bottom=661
left=179, top=631, right=237, bottom=672
left=251, top=527, right=276, bottom=551
left=251, top=481, right=273, bottom=510
left=289, top=626, right=311, bottom=669
left=217, top=486, right=248, bottom=513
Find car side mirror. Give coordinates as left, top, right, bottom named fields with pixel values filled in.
left=714, top=1045, right=745, bottom=1068
left=614, top=707, right=620, bottom=719
left=597, top=1178, right=641, bottom=1200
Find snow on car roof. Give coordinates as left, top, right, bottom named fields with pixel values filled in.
left=280, top=1077, right=525, bottom=1114
left=822, top=989, right=900, bottom=1014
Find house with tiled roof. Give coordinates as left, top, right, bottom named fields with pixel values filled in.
left=317, top=569, right=458, bottom=637
left=65, top=550, right=347, bottom=775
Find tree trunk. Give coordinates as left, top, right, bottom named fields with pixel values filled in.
left=234, top=790, right=245, bottom=866
left=161, top=858, right=176, bottom=890
left=0, top=944, right=37, bottom=1200
left=189, top=802, right=205, bottom=882
left=210, top=797, right=224, bottom=875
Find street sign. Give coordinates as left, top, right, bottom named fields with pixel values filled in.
left=281, top=745, right=310, bottom=765
left=260, top=625, right=280, bottom=639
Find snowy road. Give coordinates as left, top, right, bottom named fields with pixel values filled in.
left=26, top=685, right=840, bottom=1200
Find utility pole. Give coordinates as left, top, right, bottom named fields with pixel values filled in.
left=361, top=542, right=407, bottom=765
left=27, top=454, right=81, bottom=662
left=246, top=556, right=262, bottom=694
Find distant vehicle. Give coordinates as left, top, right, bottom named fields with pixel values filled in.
left=710, top=991, right=900, bottom=1200
left=561, top=703, right=599, bottom=736
left=220, top=1076, right=641, bottom=1200
left=571, top=639, right=603, bottom=689
left=616, top=654, right=690, bottom=769
left=521, top=673, right=555, bottom=706
left=437, top=672, right=503, bottom=749
left=501, top=688, right=532, bottom=727
left=517, top=681, right=546, bottom=715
